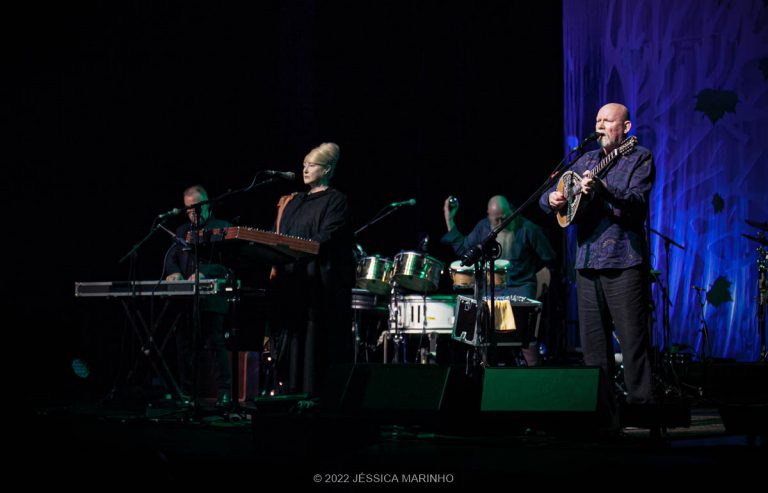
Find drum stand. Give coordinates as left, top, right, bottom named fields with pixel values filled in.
left=413, top=292, right=438, bottom=365
left=352, top=311, right=363, bottom=364
left=385, top=282, right=405, bottom=363
left=381, top=288, right=440, bottom=365
left=416, top=295, right=438, bottom=365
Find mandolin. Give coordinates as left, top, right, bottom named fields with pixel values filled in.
left=555, top=136, right=638, bottom=228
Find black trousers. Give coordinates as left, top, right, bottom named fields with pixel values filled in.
left=576, top=267, right=654, bottom=410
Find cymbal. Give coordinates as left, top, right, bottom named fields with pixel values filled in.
left=745, top=219, right=768, bottom=232
left=742, top=233, right=768, bottom=247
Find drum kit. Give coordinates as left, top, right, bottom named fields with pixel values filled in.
left=353, top=251, right=445, bottom=363
left=352, top=250, right=512, bottom=363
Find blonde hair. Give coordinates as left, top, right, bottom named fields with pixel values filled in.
left=305, top=142, right=340, bottom=179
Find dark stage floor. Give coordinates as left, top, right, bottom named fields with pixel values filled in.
left=19, top=371, right=767, bottom=488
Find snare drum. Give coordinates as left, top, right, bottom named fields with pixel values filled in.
left=391, top=251, right=445, bottom=292
left=356, top=255, right=393, bottom=295
left=448, top=259, right=509, bottom=289
left=394, top=294, right=457, bottom=333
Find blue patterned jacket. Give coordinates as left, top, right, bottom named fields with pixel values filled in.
left=539, top=145, right=655, bottom=270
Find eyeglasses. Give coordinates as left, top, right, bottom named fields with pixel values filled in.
left=303, top=162, right=328, bottom=170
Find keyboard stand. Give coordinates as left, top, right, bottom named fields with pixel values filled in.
left=116, top=296, right=187, bottom=406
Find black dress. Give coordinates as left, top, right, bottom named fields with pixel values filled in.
left=270, top=188, right=355, bottom=396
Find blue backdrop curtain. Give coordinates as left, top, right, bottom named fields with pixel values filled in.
left=562, top=0, right=767, bottom=361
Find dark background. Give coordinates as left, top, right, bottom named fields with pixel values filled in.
left=9, top=1, right=565, bottom=399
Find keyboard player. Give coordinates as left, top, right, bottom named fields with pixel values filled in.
left=165, top=184, right=232, bottom=407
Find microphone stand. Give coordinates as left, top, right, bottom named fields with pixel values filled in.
left=353, top=202, right=415, bottom=365
left=118, top=217, right=173, bottom=264
left=202, top=174, right=286, bottom=416
left=157, top=223, right=191, bottom=249
left=111, top=172, right=285, bottom=418
left=118, top=170, right=282, bottom=265
left=188, top=203, right=207, bottom=419
left=758, top=245, right=767, bottom=362
left=649, top=228, right=685, bottom=355
left=355, top=202, right=415, bottom=365
left=471, top=243, right=501, bottom=367
left=692, top=286, right=711, bottom=363
left=171, top=173, right=283, bottom=220
left=460, top=136, right=594, bottom=268
left=354, top=203, right=410, bottom=237
left=460, top=137, right=594, bottom=361
left=174, top=174, right=286, bottom=418
left=162, top=203, right=206, bottom=419
left=114, top=217, right=189, bottom=407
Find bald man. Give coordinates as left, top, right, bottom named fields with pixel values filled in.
left=442, top=194, right=555, bottom=366
left=540, top=103, right=655, bottom=429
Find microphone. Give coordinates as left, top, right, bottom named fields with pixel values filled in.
left=692, top=285, right=706, bottom=292
left=570, top=132, right=603, bottom=152
left=389, top=199, right=416, bottom=207
left=583, top=131, right=602, bottom=144
left=157, top=208, right=184, bottom=219
left=263, top=170, right=296, bottom=180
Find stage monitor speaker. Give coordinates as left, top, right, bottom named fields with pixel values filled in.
left=481, top=367, right=600, bottom=412
left=328, top=364, right=476, bottom=418
left=353, top=364, right=450, bottom=411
